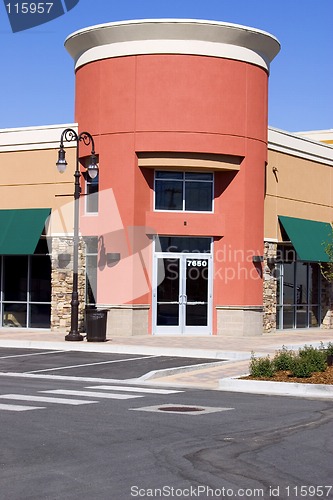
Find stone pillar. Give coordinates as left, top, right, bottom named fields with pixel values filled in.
left=51, top=236, right=86, bottom=333
left=263, top=241, right=278, bottom=333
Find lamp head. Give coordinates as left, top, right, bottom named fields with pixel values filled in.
left=87, top=153, right=99, bottom=179
left=56, top=147, right=67, bottom=173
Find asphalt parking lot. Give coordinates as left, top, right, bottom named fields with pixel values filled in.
left=0, top=348, right=223, bottom=380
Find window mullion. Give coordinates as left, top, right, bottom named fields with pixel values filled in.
left=27, top=256, right=31, bottom=328
left=0, top=257, right=2, bottom=327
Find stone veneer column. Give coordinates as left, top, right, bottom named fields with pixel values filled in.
left=263, top=241, right=278, bottom=332
left=51, top=237, right=86, bottom=332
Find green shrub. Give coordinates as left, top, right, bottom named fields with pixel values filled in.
left=297, top=345, right=327, bottom=373
left=320, top=341, right=333, bottom=356
left=290, top=356, right=313, bottom=378
left=327, top=342, right=333, bottom=356
left=273, top=346, right=295, bottom=371
left=249, top=354, right=275, bottom=378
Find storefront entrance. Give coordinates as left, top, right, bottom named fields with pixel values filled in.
left=153, top=237, right=212, bottom=334
left=0, top=239, right=51, bottom=329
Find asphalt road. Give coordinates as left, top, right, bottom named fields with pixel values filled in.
left=0, top=371, right=332, bottom=500
left=0, top=348, right=221, bottom=380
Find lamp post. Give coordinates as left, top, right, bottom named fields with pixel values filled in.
left=56, top=128, right=98, bottom=341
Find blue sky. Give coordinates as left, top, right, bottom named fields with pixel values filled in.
left=0, top=0, right=332, bottom=132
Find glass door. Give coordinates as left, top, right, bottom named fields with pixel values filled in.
left=184, top=257, right=209, bottom=333
left=155, top=257, right=182, bottom=333
left=153, top=254, right=212, bottom=334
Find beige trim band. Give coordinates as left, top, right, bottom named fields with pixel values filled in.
left=137, top=152, right=242, bottom=171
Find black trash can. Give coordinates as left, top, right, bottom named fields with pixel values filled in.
left=85, top=307, right=108, bottom=342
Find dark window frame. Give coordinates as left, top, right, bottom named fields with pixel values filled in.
left=154, top=171, right=214, bottom=212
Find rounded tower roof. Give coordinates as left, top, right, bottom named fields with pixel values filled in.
left=65, top=18, right=280, bottom=73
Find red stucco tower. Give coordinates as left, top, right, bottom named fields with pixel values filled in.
left=65, top=19, right=280, bottom=336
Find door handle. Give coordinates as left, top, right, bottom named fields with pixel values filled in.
left=179, top=294, right=187, bottom=305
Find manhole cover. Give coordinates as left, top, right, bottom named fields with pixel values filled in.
left=158, top=406, right=204, bottom=413
left=130, top=404, right=234, bottom=415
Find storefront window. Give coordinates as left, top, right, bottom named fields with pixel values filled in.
left=0, top=239, right=51, bottom=328
left=276, top=246, right=321, bottom=329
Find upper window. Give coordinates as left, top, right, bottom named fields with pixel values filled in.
left=84, top=172, right=99, bottom=214
left=82, top=156, right=99, bottom=214
left=154, top=171, right=213, bottom=212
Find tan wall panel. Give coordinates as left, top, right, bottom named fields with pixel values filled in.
left=0, top=146, right=78, bottom=234
left=0, top=148, right=76, bottom=186
left=264, top=196, right=333, bottom=240
left=266, top=150, right=332, bottom=206
left=265, top=149, right=333, bottom=240
left=0, top=184, right=75, bottom=235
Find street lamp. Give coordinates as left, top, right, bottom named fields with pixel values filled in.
left=56, top=128, right=98, bottom=341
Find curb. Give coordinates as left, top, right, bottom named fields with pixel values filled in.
left=136, top=360, right=227, bottom=382
left=0, top=339, right=249, bottom=360
left=219, top=377, right=333, bottom=399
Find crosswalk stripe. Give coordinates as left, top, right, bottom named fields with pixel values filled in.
left=86, top=385, right=183, bottom=394
left=41, top=390, right=142, bottom=400
left=0, top=394, right=97, bottom=405
left=0, top=403, right=46, bottom=412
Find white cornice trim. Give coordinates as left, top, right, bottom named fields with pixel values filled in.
left=0, top=123, right=78, bottom=152
left=268, top=127, right=333, bottom=166
left=65, top=18, right=280, bottom=73
left=264, top=238, right=279, bottom=243
left=295, top=129, right=333, bottom=144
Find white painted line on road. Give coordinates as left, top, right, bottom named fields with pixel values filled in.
left=0, top=372, right=156, bottom=384
left=86, top=385, right=183, bottom=394
left=0, top=403, right=46, bottom=411
left=41, top=390, right=142, bottom=400
left=25, top=355, right=158, bottom=374
left=0, top=394, right=98, bottom=405
left=0, top=350, right=64, bottom=360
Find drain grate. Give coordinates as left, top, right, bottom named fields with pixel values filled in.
left=130, top=404, right=234, bottom=415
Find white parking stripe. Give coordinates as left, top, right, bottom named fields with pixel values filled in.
left=0, top=351, right=64, bottom=360
left=0, top=395, right=98, bottom=405
left=0, top=403, right=46, bottom=411
left=41, top=390, right=142, bottom=400
left=86, top=385, right=183, bottom=394
left=26, top=355, right=157, bottom=374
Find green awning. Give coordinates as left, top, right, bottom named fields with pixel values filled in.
left=278, top=215, right=332, bottom=262
left=0, top=208, right=51, bottom=255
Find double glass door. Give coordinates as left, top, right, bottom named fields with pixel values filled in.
left=153, top=254, right=212, bottom=334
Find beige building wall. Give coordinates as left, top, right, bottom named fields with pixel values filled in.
left=265, top=128, right=333, bottom=241
left=0, top=124, right=82, bottom=333
left=0, top=124, right=77, bottom=234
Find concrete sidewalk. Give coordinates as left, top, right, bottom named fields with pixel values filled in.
left=0, top=328, right=332, bottom=398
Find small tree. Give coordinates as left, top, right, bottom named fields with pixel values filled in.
left=321, top=224, right=333, bottom=282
